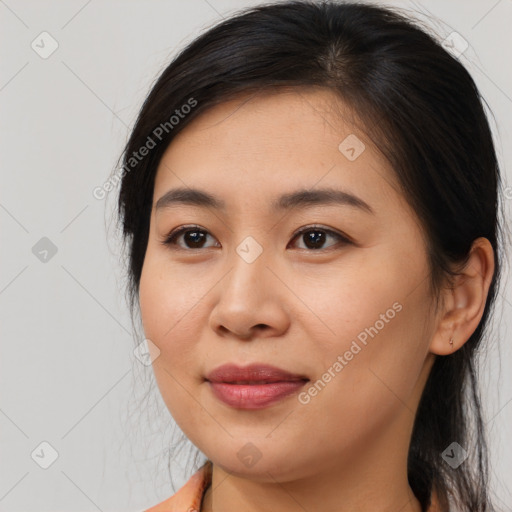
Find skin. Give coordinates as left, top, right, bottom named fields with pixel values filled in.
left=138, top=87, right=494, bottom=512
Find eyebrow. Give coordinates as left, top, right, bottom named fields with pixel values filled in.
left=155, top=187, right=374, bottom=214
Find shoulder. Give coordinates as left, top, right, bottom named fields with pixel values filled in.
left=144, top=460, right=212, bottom=512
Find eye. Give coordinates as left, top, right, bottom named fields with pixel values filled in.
left=160, top=225, right=219, bottom=250
left=160, top=224, right=351, bottom=251
left=288, top=225, right=351, bottom=251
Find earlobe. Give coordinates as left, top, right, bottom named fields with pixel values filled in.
left=429, top=237, right=494, bottom=356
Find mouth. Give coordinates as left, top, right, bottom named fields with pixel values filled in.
left=205, top=363, right=309, bottom=409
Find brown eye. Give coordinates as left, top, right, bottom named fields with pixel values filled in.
left=160, top=224, right=350, bottom=252
left=161, top=225, right=219, bottom=250
left=289, top=226, right=351, bottom=251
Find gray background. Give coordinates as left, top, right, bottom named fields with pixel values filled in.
left=1, top=0, right=511, bottom=510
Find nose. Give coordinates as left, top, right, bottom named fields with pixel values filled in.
left=208, top=245, right=290, bottom=340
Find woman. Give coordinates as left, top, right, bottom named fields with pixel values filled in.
left=115, top=1, right=504, bottom=510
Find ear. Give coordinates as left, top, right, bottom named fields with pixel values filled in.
left=429, top=237, right=495, bottom=356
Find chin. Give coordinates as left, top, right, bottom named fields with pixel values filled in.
left=207, top=445, right=308, bottom=483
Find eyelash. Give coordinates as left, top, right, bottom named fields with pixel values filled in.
left=160, top=224, right=352, bottom=252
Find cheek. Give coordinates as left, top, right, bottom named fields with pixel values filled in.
left=139, top=253, right=206, bottom=344
left=138, top=256, right=210, bottom=396
left=138, top=258, right=209, bottom=428
left=299, top=252, right=432, bottom=405
left=290, top=305, right=430, bottom=464
left=289, top=255, right=402, bottom=352
left=311, top=290, right=431, bottom=425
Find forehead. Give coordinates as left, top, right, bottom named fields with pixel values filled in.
left=166, top=87, right=363, bottom=156
left=152, top=88, right=404, bottom=216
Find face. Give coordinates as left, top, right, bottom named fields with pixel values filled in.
left=139, top=88, right=437, bottom=482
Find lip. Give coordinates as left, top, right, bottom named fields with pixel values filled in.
left=205, top=363, right=309, bottom=409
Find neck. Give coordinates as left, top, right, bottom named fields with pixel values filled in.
left=202, top=467, right=422, bottom=512
left=201, top=406, right=423, bottom=512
